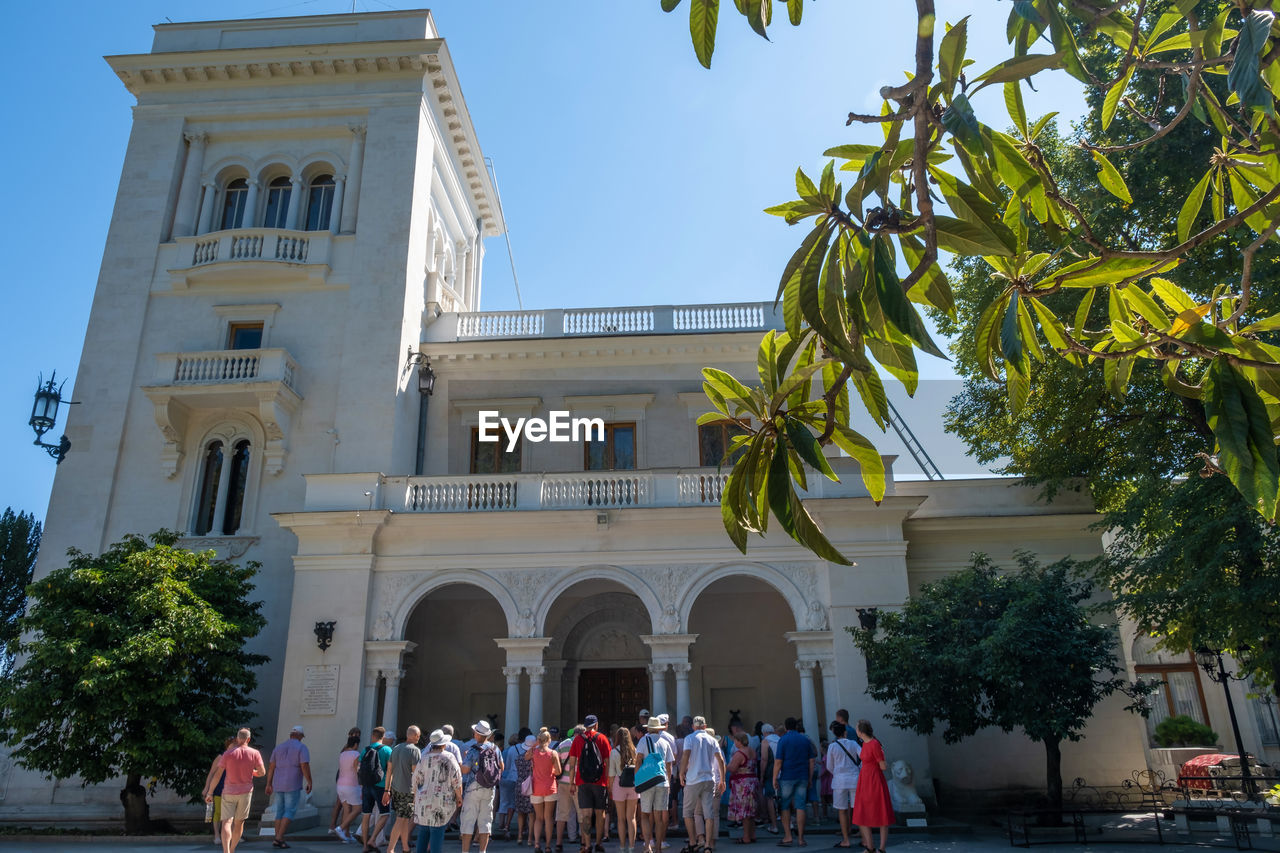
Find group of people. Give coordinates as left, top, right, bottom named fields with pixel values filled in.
left=197, top=708, right=895, bottom=853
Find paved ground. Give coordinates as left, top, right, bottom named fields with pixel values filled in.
left=0, top=830, right=1271, bottom=852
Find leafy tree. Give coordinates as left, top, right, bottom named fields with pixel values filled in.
left=0, top=531, right=267, bottom=833
left=0, top=508, right=40, bottom=672
left=850, top=553, right=1150, bottom=816
left=934, top=8, right=1280, bottom=694
left=659, top=0, right=1280, bottom=565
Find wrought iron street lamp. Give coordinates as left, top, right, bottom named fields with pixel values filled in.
left=1195, top=646, right=1256, bottom=797
left=406, top=348, right=436, bottom=475
left=28, top=372, right=71, bottom=464
left=314, top=621, right=336, bottom=652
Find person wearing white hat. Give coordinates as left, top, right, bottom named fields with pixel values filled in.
left=460, top=719, right=504, bottom=853
left=636, top=716, right=676, bottom=853
left=413, top=729, right=464, bottom=853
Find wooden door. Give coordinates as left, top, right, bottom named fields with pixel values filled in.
left=577, top=667, right=648, bottom=732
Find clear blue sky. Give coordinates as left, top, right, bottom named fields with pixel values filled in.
left=0, top=1, right=1087, bottom=520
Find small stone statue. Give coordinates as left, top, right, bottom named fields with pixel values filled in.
left=887, top=759, right=926, bottom=814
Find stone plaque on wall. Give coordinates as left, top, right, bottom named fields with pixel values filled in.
left=302, top=665, right=340, bottom=715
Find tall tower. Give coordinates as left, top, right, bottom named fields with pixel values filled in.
left=18, top=10, right=502, bottom=816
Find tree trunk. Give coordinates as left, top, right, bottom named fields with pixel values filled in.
left=119, top=773, right=150, bottom=834
left=1041, top=737, right=1063, bottom=827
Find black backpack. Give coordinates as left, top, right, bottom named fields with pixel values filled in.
left=577, top=733, right=604, bottom=784
left=473, top=745, right=502, bottom=788
left=357, top=745, right=385, bottom=787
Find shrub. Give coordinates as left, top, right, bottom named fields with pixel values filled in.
left=1154, top=715, right=1218, bottom=748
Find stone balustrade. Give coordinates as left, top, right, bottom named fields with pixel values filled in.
left=172, top=227, right=330, bottom=269
left=300, top=460, right=870, bottom=513
left=425, top=301, right=783, bottom=342
left=152, top=347, right=300, bottom=393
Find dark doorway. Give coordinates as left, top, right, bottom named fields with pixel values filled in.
left=577, top=667, right=647, bottom=732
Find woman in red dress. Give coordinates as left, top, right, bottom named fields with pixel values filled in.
left=849, top=721, right=893, bottom=852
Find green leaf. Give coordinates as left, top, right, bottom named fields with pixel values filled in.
left=1149, top=276, right=1198, bottom=314
left=703, top=367, right=762, bottom=416
left=661, top=0, right=682, bottom=11
left=1123, top=286, right=1172, bottom=332
left=1006, top=362, right=1030, bottom=416
left=871, top=236, right=947, bottom=358
left=1046, top=2, right=1090, bottom=83
left=1104, top=354, right=1135, bottom=396
left=829, top=424, right=886, bottom=502
left=758, top=330, right=780, bottom=393
left=689, top=0, right=720, bottom=69
left=1204, top=6, right=1230, bottom=60
left=720, top=462, right=750, bottom=553
left=930, top=168, right=1018, bottom=255
left=939, top=16, right=969, bottom=93
left=767, top=438, right=796, bottom=533
left=1228, top=10, right=1276, bottom=114
left=1177, top=169, right=1213, bottom=243
left=1143, top=10, right=1183, bottom=53
left=771, top=360, right=829, bottom=413
left=1203, top=358, right=1280, bottom=520
left=940, top=93, right=984, bottom=156
left=795, top=166, right=822, bottom=205
left=1102, top=65, right=1134, bottom=130
left=1004, top=82, right=1029, bottom=137
left=1091, top=151, right=1132, bottom=204
left=975, top=291, right=1012, bottom=380
left=787, top=0, right=802, bottom=26
left=783, top=223, right=832, bottom=337
left=973, top=52, right=1064, bottom=88
left=851, top=368, right=889, bottom=431
left=866, top=331, right=919, bottom=394
left=1073, top=289, right=1095, bottom=336
left=775, top=220, right=828, bottom=304
left=744, top=0, right=768, bottom=38
left=1027, top=296, right=1072, bottom=355
left=785, top=419, right=838, bottom=482
left=1001, top=290, right=1024, bottom=367
left=1039, top=256, right=1170, bottom=289
left=934, top=215, right=1017, bottom=257
left=1239, top=313, right=1280, bottom=334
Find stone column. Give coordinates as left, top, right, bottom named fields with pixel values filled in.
left=197, top=181, right=217, bottom=235
left=648, top=663, right=670, bottom=718
left=339, top=124, right=366, bottom=234
left=383, top=669, right=405, bottom=737
left=796, top=660, right=820, bottom=748
left=173, top=131, right=207, bottom=238
left=362, top=667, right=381, bottom=735
left=242, top=179, right=260, bottom=229
left=818, top=656, right=838, bottom=732
left=285, top=175, right=305, bottom=230
left=330, top=175, right=347, bottom=235
left=503, top=666, right=523, bottom=735
left=672, top=663, right=692, bottom=722
left=527, top=666, right=546, bottom=730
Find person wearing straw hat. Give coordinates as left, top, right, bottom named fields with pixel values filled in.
left=460, top=719, right=504, bottom=853
left=636, top=715, right=676, bottom=853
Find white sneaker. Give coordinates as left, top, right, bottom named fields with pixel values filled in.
left=336, top=827, right=351, bottom=842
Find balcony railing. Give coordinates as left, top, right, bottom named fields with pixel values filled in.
left=426, top=302, right=783, bottom=342
left=151, top=348, right=300, bottom=393
left=360, top=463, right=867, bottom=513
left=166, top=228, right=337, bottom=287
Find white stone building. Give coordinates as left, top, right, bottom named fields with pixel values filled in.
left=7, top=7, right=1277, bottom=823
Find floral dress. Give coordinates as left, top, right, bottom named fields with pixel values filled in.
left=516, top=746, right=534, bottom=814
left=727, top=749, right=760, bottom=821
left=414, top=750, right=462, bottom=827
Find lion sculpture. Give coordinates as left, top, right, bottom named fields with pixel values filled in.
left=887, top=759, right=925, bottom=813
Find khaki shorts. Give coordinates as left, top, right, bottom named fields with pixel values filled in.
left=221, top=791, right=252, bottom=822
left=556, top=786, right=576, bottom=823
left=460, top=786, right=495, bottom=835
left=639, top=783, right=669, bottom=814
left=682, top=780, right=717, bottom=824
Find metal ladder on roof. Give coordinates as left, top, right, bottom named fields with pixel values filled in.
left=886, top=397, right=944, bottom=480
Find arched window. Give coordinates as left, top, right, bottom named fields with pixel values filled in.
left=220, top=178, right=248, bottom=230
left=191, top=436, right=253, bottom=536
left=222, top=440, right=251, bottom=534
left=305, top=174, right=335, bottom=231
left=193, top=441, right=224, bottom=536
left=263, top=176, right=292, bottom=229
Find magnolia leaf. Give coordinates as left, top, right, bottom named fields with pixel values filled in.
left=1091, top=151, right=1132, bottom=204
left=1203, top=358, right=1280, bottom=520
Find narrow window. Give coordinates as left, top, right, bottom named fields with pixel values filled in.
left=470, top=428, right=522, bottom=474
left=193, top=441, right=224, bottom=536
left=305, top=174, right=335, bottom=231
left=221, top=440, right=251, bottom=535
left=585, top=422, right=636, bottom=471
left=698, top=420, right=748, bottom=467
left=227, top=323, right=264, bottom=350
left=263, top=176, right=292, bottom=229
left=220, top=179, right=248, bottom=230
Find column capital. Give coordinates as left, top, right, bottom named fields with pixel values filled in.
left=502, top=666, right=524, bottom=679
left=815, top=655, right=835, bottom=668
left=364, top=667, right=381, bottom=688
left=647, top=662, right=670, bottom=676
left=670, top=662, right=692, bottom=676
left=794, top=659, right=817, bottom=674
left=349, top=122, right=367, bottom=138
left=527, top=665, right=547, bottom=680
left=184, top=130, right=208, bottom=147
left=383, top=669, right=406, bottom=687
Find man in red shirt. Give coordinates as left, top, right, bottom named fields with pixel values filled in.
left=566, top=715, right=612, bottom=853
left=205, top=728, right=266, bottom=853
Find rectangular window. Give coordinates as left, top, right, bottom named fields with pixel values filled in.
left=227, top=323, right=264, bottom=350
left=698, top=420, right=748, bottom=467
left=470, top=428, right=522, bottom=474
left=585, top=422, right=636, bottom=471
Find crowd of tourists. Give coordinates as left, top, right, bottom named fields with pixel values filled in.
left=198, top=709, right=895, bottom=853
